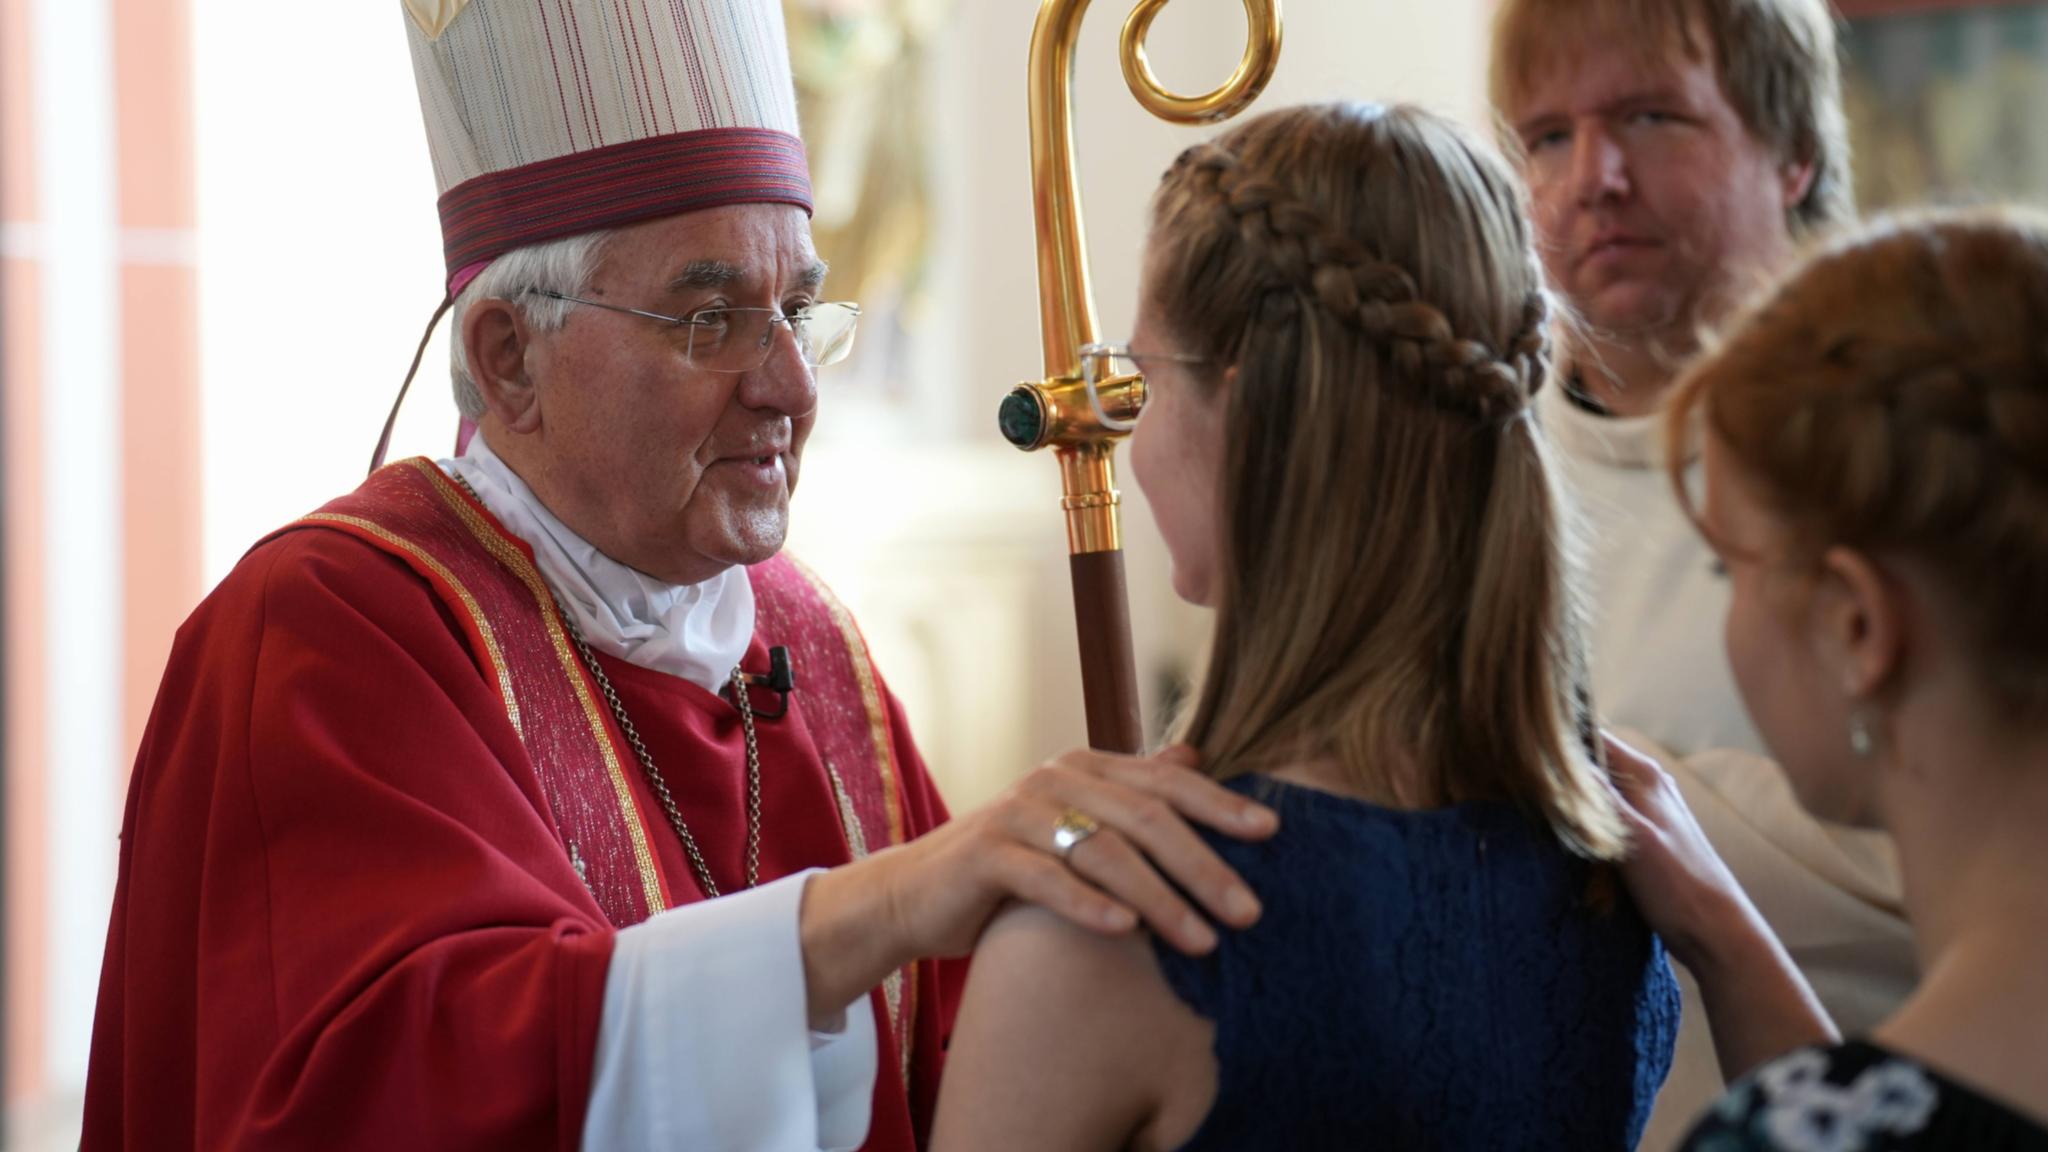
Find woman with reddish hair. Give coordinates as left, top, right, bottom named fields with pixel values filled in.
left=1616, top=209, right=2048, bottom=1149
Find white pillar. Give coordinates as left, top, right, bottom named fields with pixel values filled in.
left=194, top=1, right=444, bottom=585
left=31, top=0, right=122, bottom=1090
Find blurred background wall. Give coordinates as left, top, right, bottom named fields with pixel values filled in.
left=2, top=0, right=2038, bottom=1146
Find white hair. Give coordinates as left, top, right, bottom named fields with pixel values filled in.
left=448, top=229, right=615, bottom=420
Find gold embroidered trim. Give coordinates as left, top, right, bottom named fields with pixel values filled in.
left=884, top=968, right=909, bottom=1086
left=826, top=764, right=871, bottom=860
left=821, top=638, right=914, bottom=1086
left=790, top=557, right=907, bottom=846
left=829, top=762, right=910, bottom=1082
left=408, top=460, right=668, bottom=915
left=303, top=512, right=523, bottom=740
left=898, top=952, right=919, bottom=1089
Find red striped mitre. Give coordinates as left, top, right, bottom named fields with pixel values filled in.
left=405, top=0, right=814, bottom=293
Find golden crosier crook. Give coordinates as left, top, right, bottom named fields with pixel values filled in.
left=998, top=0, right=1281, bottom=752
left=1121, top=0, right=1283, bottom=124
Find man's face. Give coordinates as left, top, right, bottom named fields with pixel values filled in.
left=517, top=203, right=823, bottom=586
left=1508, top=37, right=1806, bottom=343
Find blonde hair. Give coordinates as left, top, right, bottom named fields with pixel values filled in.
left=1153, top=102, right=1627, bottom=860
left=1489, top=0, right=1853, bottom=238
left=1667, top=209, right=2048, bottom=714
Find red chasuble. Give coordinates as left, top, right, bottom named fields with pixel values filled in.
left=83, top=459, right=963, bottom=1150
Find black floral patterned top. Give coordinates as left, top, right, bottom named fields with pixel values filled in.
left=1679, top=1041, right=2048, bottom=1151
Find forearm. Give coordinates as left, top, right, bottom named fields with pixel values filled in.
left=800, top=854, right=920, bottom=1030
left=1679, top=894, right=1839, bottom=1083
left=1600, top=730, right=1842, bottom=1081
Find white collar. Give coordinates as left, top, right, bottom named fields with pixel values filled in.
left=436, top=435, right=755, bottom=696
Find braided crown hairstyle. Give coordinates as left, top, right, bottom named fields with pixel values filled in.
left=1669, top=209, right=2048, bottom=714
left=1158, top=102, right=1627, bottom=860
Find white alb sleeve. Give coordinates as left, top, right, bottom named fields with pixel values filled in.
left=583, top=869, right=879, bottom=1151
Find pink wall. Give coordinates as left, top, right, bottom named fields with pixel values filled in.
left=115, top=0, right=203, bottom=771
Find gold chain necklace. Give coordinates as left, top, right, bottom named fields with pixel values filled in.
left=451, top=472, right=763, bottom=897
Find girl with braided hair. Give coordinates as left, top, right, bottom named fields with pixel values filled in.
left=1611, top=210, right=2048, bottom=1149
left=930, top=102, right=1680, bottom=1151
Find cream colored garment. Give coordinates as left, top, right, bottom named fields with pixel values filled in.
left=437, top=433, right=754, bottom=696
left=1538, top=384, right=1918, bottom=1151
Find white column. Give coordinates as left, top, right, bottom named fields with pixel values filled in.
left=31, top=0, right=122, bottom=1089
left=194, top=1, right=445, bottom=585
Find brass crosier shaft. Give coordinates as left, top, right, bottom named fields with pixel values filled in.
left=1000, top=0, right=1281, bottom=752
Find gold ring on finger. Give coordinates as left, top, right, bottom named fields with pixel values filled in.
left=1050, top=807, right=1101, bottom=862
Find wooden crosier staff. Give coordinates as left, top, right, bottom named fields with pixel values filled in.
left=998, top=0, right=1283, bottom=752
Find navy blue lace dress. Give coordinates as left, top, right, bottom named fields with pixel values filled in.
left=1151, top=774, right=1681, bottom=1151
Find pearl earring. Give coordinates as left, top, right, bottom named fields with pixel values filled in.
left=1848, top=710, right=1877, bottom=759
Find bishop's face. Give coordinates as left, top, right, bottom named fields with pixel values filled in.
left=514, top=203, right=823, bottom=586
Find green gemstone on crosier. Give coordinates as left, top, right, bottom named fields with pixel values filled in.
left=998, top=389, right=1044, bottom=448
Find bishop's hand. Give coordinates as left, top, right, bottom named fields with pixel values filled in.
left=798, top=744, right=1277, bottom=1029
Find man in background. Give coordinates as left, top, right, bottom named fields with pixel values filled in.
left=1489, top=1, right=1918, bottom=1145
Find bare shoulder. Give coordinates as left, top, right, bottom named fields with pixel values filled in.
left=931, top=905, right=1218, bottom=1152
left=975, top=902, right=1163, bottom=999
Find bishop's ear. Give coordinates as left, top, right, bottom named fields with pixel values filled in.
left=462, top=297, right=542, bottom=433
left=1813, top=545, right=1904, bottom=700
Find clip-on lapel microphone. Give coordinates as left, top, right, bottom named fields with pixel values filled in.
left=731, top=645, right=795, bottom=720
